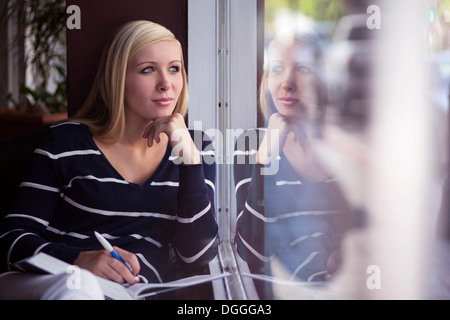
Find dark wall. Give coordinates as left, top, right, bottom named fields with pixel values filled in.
left=66, top=0, right=188, bottom=116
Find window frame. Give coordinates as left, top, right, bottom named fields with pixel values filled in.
left=188, top=0, right=260, bottom=299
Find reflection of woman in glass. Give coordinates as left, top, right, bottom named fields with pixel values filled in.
left=235, top=33, right=348, bottom=298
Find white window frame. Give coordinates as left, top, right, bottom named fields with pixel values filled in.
left=188, top=0, right=258, bottom=300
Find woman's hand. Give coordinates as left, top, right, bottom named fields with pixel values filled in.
left=143, top=113, right=201, bottom=165
left=74, top=247, right=140, bottom=284
left=257, top=113, right=306, bottom=165
left=325, top=249, right=341, bottom=280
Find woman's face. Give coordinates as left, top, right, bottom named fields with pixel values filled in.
left=124, top=40, right=184, bottom=122
left=267, top=40, right=318, bottom=119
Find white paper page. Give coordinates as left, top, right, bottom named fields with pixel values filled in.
left=14, top=253, right=133, bottom=300
left=128, top=272, right=232, bottom=299
left=19, top=252, right=70, bottom=274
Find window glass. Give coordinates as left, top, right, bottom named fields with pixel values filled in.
left=231, top=0, right=449, bottom=300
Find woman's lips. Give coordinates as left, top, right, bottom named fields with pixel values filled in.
left=278, top=97, right=299, bottom=107
left=152, top=98, right=174, bottom=106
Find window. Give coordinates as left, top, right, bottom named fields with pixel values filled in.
left=189, top=0, right=449, bottom=300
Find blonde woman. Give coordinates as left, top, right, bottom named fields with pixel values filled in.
left=0, top=20, right=218, bottom=299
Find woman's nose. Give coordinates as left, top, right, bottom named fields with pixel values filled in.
left=281, top=80, right=296, bottom=92
left=281, top=70, right=296, bottom=91
left=157, top=73, right=171, bottom=92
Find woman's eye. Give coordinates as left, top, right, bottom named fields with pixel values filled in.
left=271, top=65, right=283, bottom=74
left=169, top=66, right=180, bottom=73
left=141, top=66, right=154, bottom=74
left=297, top=65, right=313, bottom=74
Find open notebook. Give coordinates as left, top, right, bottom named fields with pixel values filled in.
left=14, top=252, right=231, bottom=300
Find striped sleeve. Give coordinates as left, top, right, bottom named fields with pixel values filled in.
left=235, top=164, right=269, bottom=275
left=0, top=128, right=85, bottom=271
left=233, top=129, right=267, bottom=275
left=174, top=131, right=219, bottom=272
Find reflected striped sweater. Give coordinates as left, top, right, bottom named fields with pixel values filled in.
left=0, top=122, right=218, bottom=283
left=234, top=129, right=347, bottom=284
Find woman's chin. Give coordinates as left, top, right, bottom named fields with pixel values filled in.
left=148, top=112, right=173, bottom=121
left=277, top=109, right=301, bottom=119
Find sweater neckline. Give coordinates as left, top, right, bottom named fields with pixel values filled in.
left=83, top=125, right=173, bottom=188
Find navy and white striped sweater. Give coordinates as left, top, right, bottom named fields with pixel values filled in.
left=0, top=122, right=218, bottom=283
left=234, top=129, right=347, bottom=285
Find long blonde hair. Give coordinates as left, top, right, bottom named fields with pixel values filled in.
left=74, top=20, right=188, bottom=141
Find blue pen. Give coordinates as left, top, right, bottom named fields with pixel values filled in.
left=94, top=231, right=133, bottom=273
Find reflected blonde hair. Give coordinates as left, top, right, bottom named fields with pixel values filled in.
left=74, top=20, right=188, bottom=141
